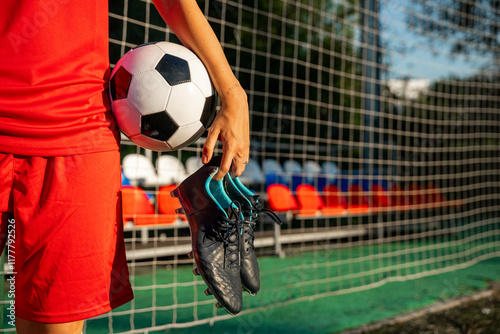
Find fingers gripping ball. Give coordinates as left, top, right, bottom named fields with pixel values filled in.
left=109, top=42, right=217, bottom=151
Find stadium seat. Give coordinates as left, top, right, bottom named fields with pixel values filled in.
left=122, top=154, right=159, bottom=187
left=424, top=183, right=462, bottom=209
left=425, top=183, right=445, bottom=204
left=263, top=159, right=287, bottom=187
left=304, top=160, right=322, bottom=186
left=370, top=184, right=390, bottom=212
left=185, top=156, right=203, bottom=175
left=122, top=186, right=154, bottom=214
left=134, top=214, right=177, bottom=226
left=122, top=186, right=154, bottom=223
left=296, top=184, right=323, bottom=216
left=283, top=159, right=304, bottom=190
left=334, top=171, right=360, bottom=193
left=346, top=184, right=369, bottom=214
left=389, top=184, right=408, bottom=209
left=121, top=170, right=131, bottom=186
left=239, top=158, right=265, bottom=185
left=408, top=184, right=424, bottom=207
left=321, top=161, right=340, bottom=179
left=266, top=183, right=298, bottom=212
left=156, top=154, right=188, bottom=185
left=322, top=185, right=347, bottom=215
left=157, top=184, right=185, bottom=222
left=122, top=186, right=176, bottom=226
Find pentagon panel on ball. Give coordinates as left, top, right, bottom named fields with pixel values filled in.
left=109, top=41, right=217, bottom=152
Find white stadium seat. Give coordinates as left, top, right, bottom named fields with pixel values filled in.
left=122, top=154, right=159, bottom=187
left=156, top=155, right=188, bottom=185
left=185, top=156, right=204, bottom=175
left=304, top=160, right=322, bottom=185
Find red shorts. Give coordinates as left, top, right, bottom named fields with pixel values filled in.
left=0, top=150, right=134, bottom=323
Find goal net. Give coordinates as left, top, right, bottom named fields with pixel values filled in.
left=1, top=0, right=498, bottom=332
left=100, top=0, right=500, bottom=332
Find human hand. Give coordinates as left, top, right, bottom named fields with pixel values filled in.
left=202, top=83, right=249, bottom=180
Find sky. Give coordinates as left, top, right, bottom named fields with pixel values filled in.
left=378, top=0, right=489, bottom=81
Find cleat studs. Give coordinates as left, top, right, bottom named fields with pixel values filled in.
left=204, top=288, right=212, bottom=296
left=187, top=251, right=194, bottom=259
left=215, top=302, right=222, bottom=309
left=192, top=268, right=200, bottom=276
left=175, top=207, right=185, bottom=215
left=170, top=188, right=179, bottom=198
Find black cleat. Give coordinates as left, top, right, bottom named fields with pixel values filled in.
left=172, top=156, right=244, bottom=315
left=224, top=175, right=283, bottom=295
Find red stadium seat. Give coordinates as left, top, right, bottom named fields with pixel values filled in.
left=122, top=186, right=154, bottom=219
left=296, top=184, right=323, bottom=216
left=157, top=184, right=186, bottom=222
left=346, top=184, right=369, bottom=214
left=134, top=214, right=177, bottom=226
left=408, top=184, right=424, bottom=207
left=122, top=186, right=175, bottom=226
left=425, top=183, right=460, bottom=209
left=389, top=184, right=408, bottom=209
left=370, top=184, right=390, bottom=212
left=266, top=184, right=298, bottom=212
left=322, top=185, right=347, bottom=215
left=425, top=183, right=445, bottom=204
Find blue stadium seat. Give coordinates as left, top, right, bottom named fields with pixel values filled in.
left=122, top=170, right=131, bottom=186
left=263, top=159, right=287, bottom=187
left=239, top=158, right=265, bottom=185
left=283, top=159, right=304, bottom=190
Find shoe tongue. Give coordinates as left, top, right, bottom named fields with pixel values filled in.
left=245, top=195, right=262, bottom=212
left=248, top=195, right=259, bottom=205
left=223, top=207, right=233, bottom=217
left=224, top=205, right=242, bottom=220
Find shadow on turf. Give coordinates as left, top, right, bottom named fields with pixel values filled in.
left=338, top=283, right=500, bottom=334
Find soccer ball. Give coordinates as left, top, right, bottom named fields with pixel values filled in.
left=109, top=42, right=217, bottom=151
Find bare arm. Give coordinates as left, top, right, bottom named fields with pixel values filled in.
left=152, top=0, right=249, bottom=180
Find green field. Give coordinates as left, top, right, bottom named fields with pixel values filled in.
left=79, top=242, right=500, bottom=333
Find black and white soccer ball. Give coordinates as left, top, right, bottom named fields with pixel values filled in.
left=109, top=42, right=217, bottom=151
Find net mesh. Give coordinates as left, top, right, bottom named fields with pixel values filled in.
left=1, top=0, right=499, bottom=332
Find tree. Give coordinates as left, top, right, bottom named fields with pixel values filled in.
left=407, top=0, right=500, bottom=61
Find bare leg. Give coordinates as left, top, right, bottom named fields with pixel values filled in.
left=16, top=317, right=84, bottom=334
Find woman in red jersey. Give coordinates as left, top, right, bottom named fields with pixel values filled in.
left=0, top=0, right=249, bottom=333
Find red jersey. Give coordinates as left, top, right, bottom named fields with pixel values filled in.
left=0, top=0, right=119, bottom=156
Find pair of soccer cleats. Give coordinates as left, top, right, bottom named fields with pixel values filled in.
left=171, top=156, right=281, bottom=315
